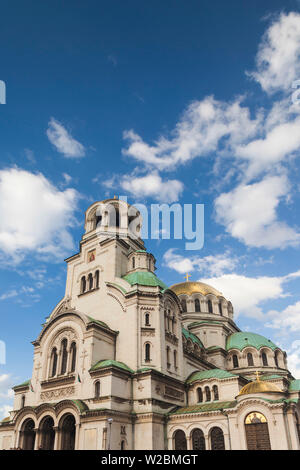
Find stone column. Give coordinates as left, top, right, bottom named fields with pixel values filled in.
left=53, top=426, right=60, bottom=450
left=75, top=423, right=81, bottom=450
left=34, top=428, right=40, bottom=450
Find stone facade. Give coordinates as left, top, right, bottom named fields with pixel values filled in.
left=0, top=199, right=299, bottom=450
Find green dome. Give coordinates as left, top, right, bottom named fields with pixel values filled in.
left=187, top=368, right=237, bottom=384
left=226, top=332, right=278, bottom=352
left=122, top=271, right=167, bottom=290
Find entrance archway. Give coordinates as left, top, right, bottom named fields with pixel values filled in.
left=21, top=418, right=36, bottom=450
left=245, top=412, right=271, bottom=450
left=192, top=428, right=206, bottom=450
left=40, top=416, right=55, bottom=450
left=210, top=427, right=225, bottom=450
left=173, top=429, right=187, bottom=450
left=60, top=414, right=76, bottom=450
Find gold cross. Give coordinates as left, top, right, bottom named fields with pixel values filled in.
left=255, top=371, right=261, bottom=381
left=184, top=273, right=191, bottom=282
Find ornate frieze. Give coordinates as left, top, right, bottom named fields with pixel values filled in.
left=40, top=386, right=75, bottom=401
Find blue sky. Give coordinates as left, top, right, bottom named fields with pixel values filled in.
left=1, top=0, right=300, bottom=417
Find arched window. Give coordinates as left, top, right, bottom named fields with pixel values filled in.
left=174, top=430, right=187, bottom=450
left=192, top=428, right=205, bottom=450
left=60, top=339, right=68, bottom=375
left=245, top=412, right=271, bottom=450
left=50, top=347, right=58, bottom=377
left=132, top=257, right=135, bottom=269
left=21, top=395, right=26, bottom=408
left=88, top=273, right=93, bottom=290
left=218, top=302, right=223, bottom=315
left=95, top=381, right=100, bottom=398
left=247, top=353, right=254, bottom=366
left=145, top=313, right=150, bottom=326
left=197, top=387, right=203, bottom=403
left=174, top=350, right=177, bottom=369
left=274, top=351, right=279, bottom=367
left=95, top=270, right=100, bottom=289
left=166, top=346, right=170, bottom=368
left=210, top=427, right=225, bottom=450
left=80, top=276, right=86, bottom=294
left=262, top=352, right=268, bottom=366
left=195, top=299, right=200, bottom=312
left=145, top=343, right=151, bottom=362
left=70, top=342, right=76, bottom=373
left=213, top=385, right=219, bottom=401
left=205, top=386, right=211, bottom=402
left=208, top=299, right=213, bottom=314
left=233, top=354, right=239, bottom=368
left=181, top=299, right=187, bottom=312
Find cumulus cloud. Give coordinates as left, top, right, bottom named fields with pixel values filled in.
left=0, top=168, right=80, bottom=262
left=0, top=374, right=13, bottom=420
left=122, top=97, right=261, bottom=171
left=47, top=118, right=85, bottom=158
left=119, top=172, right=184, bottom=202
left=163, top=248, right=237, bottom=276
left=266, top=301, right=300, bottom=332
left=286, top=341, right=300, bottom=377
left=248, top=12, right=300, bottom=94
left=200, top=270, right=300, bottom=319
left=214, top=175, right=300, bottom=249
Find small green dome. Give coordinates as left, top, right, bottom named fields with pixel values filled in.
left=182, top=327, right=204, bottom=348
left=122, top=271, right=167, bottom=290
left=226, top=332, right=278, bottom=352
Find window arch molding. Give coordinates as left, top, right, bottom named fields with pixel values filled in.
left=44, top=326, right=81, bottom=380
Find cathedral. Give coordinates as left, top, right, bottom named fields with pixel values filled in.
left=0, top=198, right=300, bottom=451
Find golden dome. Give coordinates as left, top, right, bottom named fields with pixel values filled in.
left=170, top=281, right=223, bottom=297
left=238, top=378, right=282, bottom=396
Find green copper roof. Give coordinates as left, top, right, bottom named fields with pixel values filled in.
left=187, top=368, right=237, bottom=384
left=261, top=374, right=283, bottom=381
left=90, top=359, right=134, bottom=373
left=170, top=400, right=237, bottom=415
left=122, top=271, right=167, bottom=290
left=71, top=400, right=89, bottom=413
left=188, top=320, right=224, bottom=328
left=182, top=327, right=204, bottom=348
left=289, top=379, right=300, bottom=391
left=226, top=332, right=278, bottom=352
left=87, top=316, right=112, bottom=330
left=135, top=250, right=147, bottom=253
left=13, top=379, right=31, bottom=389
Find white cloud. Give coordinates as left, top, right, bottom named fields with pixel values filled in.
left=200, top=270, right=300, bottom=319
left=200, top=273, right=287, bottom=318
left=286, top=341, right=300, bottom=378
left=122, top=97, right=261, bottom=171
left=47, top=118, right=85, bottom=158
left=119, top=172, right=184, bottom=202
left=0, top=290, right=18, bottom=301
left=214, top=175, right=300, bottom=249
left=248, top=12, right=300, bottom=94
left=0, top=374, right=13, bottom=420
left=266, top=301, right=300, bottom=332
left=0, top=168, right=79, bottom=262
left=163, top=248, right=237, bottom=276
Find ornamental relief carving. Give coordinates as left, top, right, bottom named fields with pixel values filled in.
left=40, top=386, right=75, bottom=401
left=141, top=330, right=155, bottom=337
